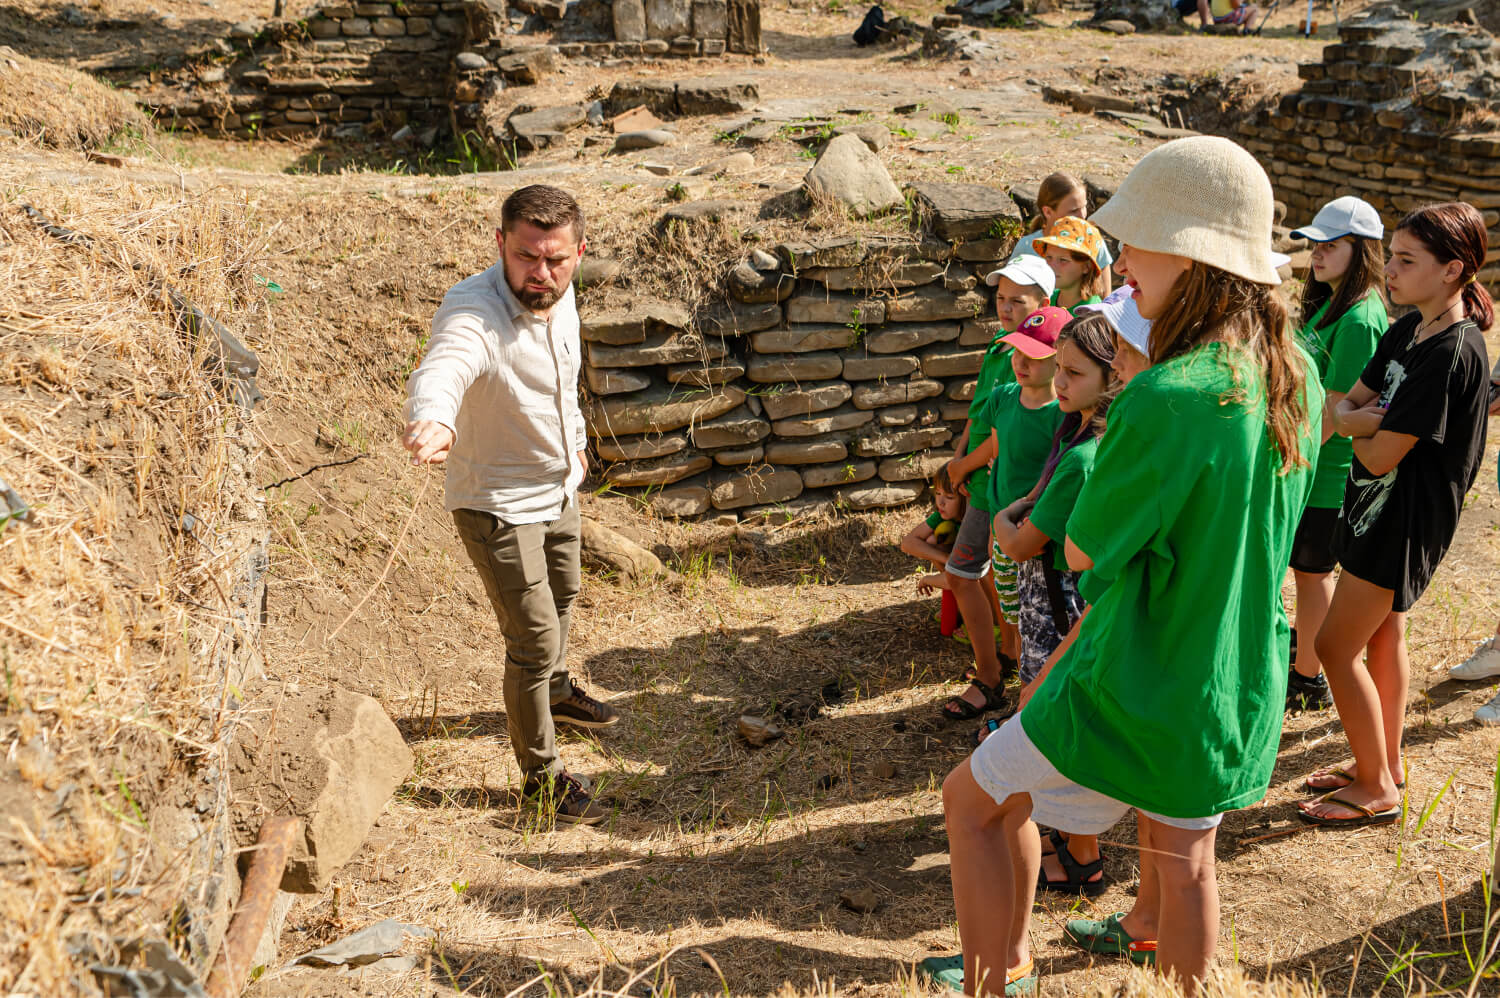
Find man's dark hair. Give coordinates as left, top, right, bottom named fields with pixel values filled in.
left=501, top=185, right=585, bottom=242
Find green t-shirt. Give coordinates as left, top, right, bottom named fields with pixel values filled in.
left=1296, top=292, right=1388, bottom=509
left=963, top=338, right=1018, bottom=511
left=978, top=382, right=1063, bottom=514
left=1028, top=435, right=1098, bottom=572
left=1021, top=343, right=1324, bottom=818
left=1051, top=291, right=1103, bottom=316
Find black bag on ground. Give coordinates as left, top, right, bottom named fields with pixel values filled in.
left=853, top=4, right=885, bottom=46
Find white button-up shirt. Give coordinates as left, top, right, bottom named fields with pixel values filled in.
left=404, top=261, right=587, bottom=524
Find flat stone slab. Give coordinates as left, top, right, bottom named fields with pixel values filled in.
left=746, top=351, right=843, bottom=383
left=842, top=353, right=919, bottom=380
left=709, top=468, right=802, bottom=510
left=764, top=436, right=849, bottom=464
left=689, top=409, right=772, bottom=448
left=853, top=425, right=953, bottom=457
left=585, top=365, right=652, bottom=395
left=666, top=360, right=746, bottom=386
left=862, top=322, right=961, bottom=354
left=582, top=299, right=690, bottom=344
left=595, top=431, right=688, bottom=462
left=752, top=324, right=859, bottom=354
left=851, top=377, right=944, bottom=410
left=588, top=331, right=727, bottom=368
left=587, top=384, right=746, bottom=436
left=909, top=181, right=1024, bottom=241
left=759, top=381, right=853, bottom=420
left=802, top=459, right=876, bottom=489
left=771, top=403, right=874, bottom=438
left=883, top=286, right=988, bottom=322
left=605, top=452, right=712, bottom=487
left=784, top=293, right=885, bottom=326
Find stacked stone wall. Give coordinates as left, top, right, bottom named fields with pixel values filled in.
left=1220, top=8, right=1500, bottom=284
left=584, top=183, right=1025, bottom=520
left=139, top=0, right=759, bottom=139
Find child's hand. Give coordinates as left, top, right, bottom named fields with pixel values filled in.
left=916, top=572, right=944, bottom=595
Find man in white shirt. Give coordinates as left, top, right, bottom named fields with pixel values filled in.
left=402, top=184, right=616, bottom=825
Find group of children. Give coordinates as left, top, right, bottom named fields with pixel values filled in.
left=897, top=139, right=1496, bottom=996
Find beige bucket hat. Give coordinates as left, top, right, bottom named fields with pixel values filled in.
left=1090, top=136, right=1280, bottom=285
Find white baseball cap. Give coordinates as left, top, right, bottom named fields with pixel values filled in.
left=1077, top=286, right=1151, bottom=356
left=984, top=254, right=1056, bottom=299
left=1292, top=196, right=1384, bottom=242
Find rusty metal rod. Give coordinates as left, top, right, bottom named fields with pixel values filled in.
left=205, top=815, right=300, bottom=998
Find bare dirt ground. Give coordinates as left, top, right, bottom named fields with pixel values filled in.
left=7, top=0, right=1500, bottom=995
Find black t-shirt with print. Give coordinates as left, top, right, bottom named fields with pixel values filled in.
left=1336, top=311, right=1490, bottom=611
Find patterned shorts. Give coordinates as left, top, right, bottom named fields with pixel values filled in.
left=990, top=538, right=1022, bottom=627
left=1017, top=558, right=1084, bottom=683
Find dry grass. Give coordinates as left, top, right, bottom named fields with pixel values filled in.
left=0, top=44, right=148, bottom=149
left=0, top=158, right=263, bottom=992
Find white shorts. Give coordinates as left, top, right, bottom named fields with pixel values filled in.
left=970, top=716, right=1225, bottom=833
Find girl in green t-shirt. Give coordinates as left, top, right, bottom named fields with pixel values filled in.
left=991, top=313, right=1118, bottom=900
left=1284, top=196, right=1389, bottom=717
left=933, top=137, right=1320, bottom=998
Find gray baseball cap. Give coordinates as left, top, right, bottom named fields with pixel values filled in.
left=1292, top=196, right=1384, bottom=242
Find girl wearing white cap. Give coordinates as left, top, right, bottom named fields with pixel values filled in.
left=1284, top=197, right=1390, bottom=717
left=936, top=136, right=1321, bottom=997
left=1299, top=203, right=1493, bottom=827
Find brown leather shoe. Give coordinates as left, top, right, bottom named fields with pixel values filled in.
left=522, top=770, right=607, bottom=826
left=551, top=678, right=619, bottom=729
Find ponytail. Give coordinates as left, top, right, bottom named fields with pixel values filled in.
left=1462, top=279, right=1494, bottom=332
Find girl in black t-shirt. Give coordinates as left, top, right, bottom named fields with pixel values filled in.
left=1300, top=203, right=1493, bottom=828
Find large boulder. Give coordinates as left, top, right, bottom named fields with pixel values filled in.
left=1092, top=0, right=1177, bottom=31
left=802, top=133, right=904, bottom=218
left=229, top=685, right=412, bottom=893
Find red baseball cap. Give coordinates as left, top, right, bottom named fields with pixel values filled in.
left=1000, top=306, right=1070, bottom=359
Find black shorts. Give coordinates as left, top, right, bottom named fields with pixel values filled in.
left=1289, top=505, right=1340, bottom=574
left=1173, top=0, right=1199, bottom=14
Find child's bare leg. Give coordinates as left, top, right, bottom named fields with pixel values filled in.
left=944, top=759, right=1038, bottom=996
left=1151, top=822, right=1219, bottom=996
left=1365, top=609, right=1410, bottom=784
left=1039, top=832, right=1101, bottom=886
left=1121, top=814, right=1161, bottom=942
left=1305, top=574, right=1403, bottom=818
left=950, top=572, right=1000, bottom=705
left=1291, top=569, right=1335, bottom=679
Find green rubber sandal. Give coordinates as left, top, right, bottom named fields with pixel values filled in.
left=1063, top=912, right=1157, bottom=965
left=917, top=955, right=1036, bottom=994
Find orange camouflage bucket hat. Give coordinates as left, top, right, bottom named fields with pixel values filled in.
left=1033, top=215, right=1105, bottom=266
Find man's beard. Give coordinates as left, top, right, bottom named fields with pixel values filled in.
left=512, top=279, right=563, bottom=311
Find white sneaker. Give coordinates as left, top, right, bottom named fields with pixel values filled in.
left=1450, top=637, right=1500, bottom=681
left=1476, top=690, right=1500, bottom=726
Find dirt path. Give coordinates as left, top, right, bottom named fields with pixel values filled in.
left=9, top=4, right=1500, bottom=994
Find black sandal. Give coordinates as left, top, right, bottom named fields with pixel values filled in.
left=941, top=680, right=1006, bottom=722
left=962, top=653, right=1018, bottom=684
left=1037, top=835, right=1107, bottom=898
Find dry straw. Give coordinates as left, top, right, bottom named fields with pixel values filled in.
left=0, top=45, right=147, bottom=149
left=0, top=149, right=262, bottom=991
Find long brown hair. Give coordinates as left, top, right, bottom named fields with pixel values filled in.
left=1149, top=263, right=1311, bottom=472
left=1298, top=236, right=1386, bottom=331
left=1035, top=314, right=1119, bottom=494
left=1395, top=202, right=1495, bottom=331
left=1028, top=172, right=1087, bottom=232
